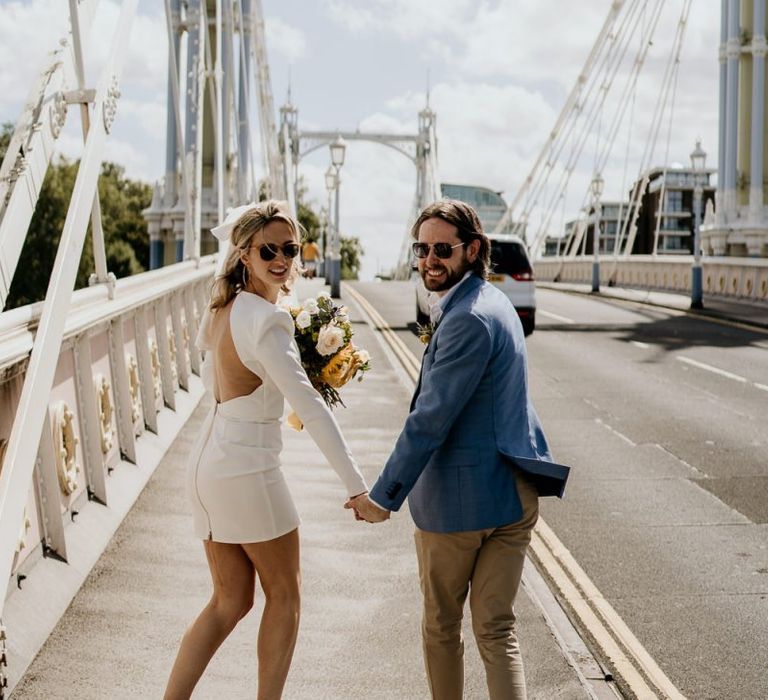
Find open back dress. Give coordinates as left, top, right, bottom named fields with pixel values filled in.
left=185, top=291, right=367, bottom=543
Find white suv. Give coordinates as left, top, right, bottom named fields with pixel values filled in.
left=415, top=235, right=536, bottom=336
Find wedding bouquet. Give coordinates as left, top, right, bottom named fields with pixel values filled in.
left=283, top=291, right=370, bottom=429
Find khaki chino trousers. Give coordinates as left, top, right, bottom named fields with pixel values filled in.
left=413, top=473, right=539, bottom=700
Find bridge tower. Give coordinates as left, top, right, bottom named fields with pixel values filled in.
left=705, top=0, right=768, bottom=257
left=144, top=0, right=283, bottom=269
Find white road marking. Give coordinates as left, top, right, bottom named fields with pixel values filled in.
left=755, top=383, right=768, bottom=393
left=539, top=309, right=576, bottom=324
left=630, top=340, right=651, bottom=349
left=654, top=443, right=704, bottom=476
left=595, top=418, right=637, bottom=447
left=677, top=356, right=748, bottom=383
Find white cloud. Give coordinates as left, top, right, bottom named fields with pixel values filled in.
left=0, top=1, right=69, bottom=116
left=325, top=0, right=475, bottom=41
left=265, top=15, right=306, bottom=63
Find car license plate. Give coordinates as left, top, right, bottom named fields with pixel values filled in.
left=489, top=274, right=505, bottom=282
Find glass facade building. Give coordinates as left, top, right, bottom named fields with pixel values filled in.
left=440, top=183, right=517, bottom=235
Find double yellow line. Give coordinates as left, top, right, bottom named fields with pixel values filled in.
left=343, top=284, right=421, bottom=381
left=345, top=282, right=687, bottom=700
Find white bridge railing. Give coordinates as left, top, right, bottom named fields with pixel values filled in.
left=534, top=255, right=768, bottom=302
left=0, top=257, right=215, bottom=694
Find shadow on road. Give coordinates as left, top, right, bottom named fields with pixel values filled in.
left=538, top=312, right=768, bottom=354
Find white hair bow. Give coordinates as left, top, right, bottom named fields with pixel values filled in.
left=210, top=202, right=259, bottom=242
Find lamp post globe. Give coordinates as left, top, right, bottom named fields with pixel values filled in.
left=689, top=140, right=706, bottom=310
left=330, top=135, right=347, bottom=169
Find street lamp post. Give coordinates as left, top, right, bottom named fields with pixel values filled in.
left=324, top=166, right=336, bottom=285
left=690, top=140, right=707, bottom=310
left=329, top=136, right=346, bottom=298
left=591, top=173, right=604, bottom=293
left=318, top=207, right=327, bottom=278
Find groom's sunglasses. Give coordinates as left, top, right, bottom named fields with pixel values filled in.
left=255, top=242, right=301, bottom=261
left=412, top=241, right=465, bottom=259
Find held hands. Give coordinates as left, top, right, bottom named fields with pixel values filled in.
left=344, top=492, right=390, bottom=523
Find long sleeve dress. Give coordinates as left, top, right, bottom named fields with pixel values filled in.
left=186, top=291, right=367, bottom=543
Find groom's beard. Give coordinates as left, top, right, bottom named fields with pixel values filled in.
left=421, top=255, right=471, bottom=292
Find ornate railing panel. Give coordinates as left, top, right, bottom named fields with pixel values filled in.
left=0, top=257, right=214, bottom=693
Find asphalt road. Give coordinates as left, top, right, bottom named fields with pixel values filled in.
left=351, top=280, right=768, bottom=700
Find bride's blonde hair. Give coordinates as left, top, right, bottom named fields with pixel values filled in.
left=209, top=200, right=302, bottom=311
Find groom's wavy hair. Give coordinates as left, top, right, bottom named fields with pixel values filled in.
left=209, top=200, right=304, bottom=311
left=411, top=199, right=491, bottom=279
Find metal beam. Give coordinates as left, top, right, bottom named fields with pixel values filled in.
left=0, top=0, right=101, bottom=309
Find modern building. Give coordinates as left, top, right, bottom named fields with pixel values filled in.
left=627, top=167, right=716, bottom=255
left=440, top=183, right=521, bottom=237
left=543, top=234, right=568, bottom=256
left=703, top=1, right=768, bottom=256
left=546, top=200, right=628, bottom=257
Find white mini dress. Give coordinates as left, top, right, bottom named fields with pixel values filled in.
left=186, top=292, right=367, bottom=543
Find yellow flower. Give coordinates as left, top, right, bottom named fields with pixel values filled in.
left=320, top=344, right=362, bottom=388
left=417, top=322, right=436, bottom=345
left=286, top=410, right=304, bottom=431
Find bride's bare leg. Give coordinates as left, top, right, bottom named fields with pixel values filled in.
left=242, top=528, right=301, bottom=700
left=164, top=541, right=255, bottom=699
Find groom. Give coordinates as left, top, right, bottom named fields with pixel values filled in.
left=347, top=199, right=568, bottom=700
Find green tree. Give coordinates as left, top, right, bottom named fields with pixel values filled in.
left=2, top=121, right=152, bottom=309
left=0, top=121, right=11, bottom=159
left=340, top=236, right=363, bottom=280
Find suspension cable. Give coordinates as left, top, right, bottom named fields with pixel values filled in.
left=500, top=0, right=630, bottom=236
left=514, top=0, right=643, bottom=240
left=533, top=0, right=666, bottom=260
left=620, top=0, right=692, bottom=256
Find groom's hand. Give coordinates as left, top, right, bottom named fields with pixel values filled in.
left=344, top=493, right=390, bottom=523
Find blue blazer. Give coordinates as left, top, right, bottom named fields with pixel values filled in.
left=369, top=275, right=569, bottom=533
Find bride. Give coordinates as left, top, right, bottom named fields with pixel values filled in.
left=164, top=201, right=368, bottom=700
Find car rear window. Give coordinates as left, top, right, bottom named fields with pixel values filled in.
left=490, top=241, right=531, bottom=275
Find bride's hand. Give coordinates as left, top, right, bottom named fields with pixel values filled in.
left=344, top=493, right=390, bottom=523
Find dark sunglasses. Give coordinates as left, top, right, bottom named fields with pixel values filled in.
left=412, top=241, right=464, bottom=259
left=254, top=242, right=301, bottom=261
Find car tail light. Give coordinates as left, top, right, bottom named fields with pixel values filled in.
left=511, top=270, right=534, bottom=281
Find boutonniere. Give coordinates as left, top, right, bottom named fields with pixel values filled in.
left=417, top=321, right=437, bottom=345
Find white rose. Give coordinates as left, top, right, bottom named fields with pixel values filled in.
left=303, top=298, right=319, bottom=314
left=355, top=349, right=370, bottom=364
left=295, top=310, right=312, bottom=329
left=316, top=324, right=345, bottom=356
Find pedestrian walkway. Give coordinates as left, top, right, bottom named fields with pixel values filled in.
left=539, top=281, right=768, bottom=330
left=14, top=281, right=602, bottom=699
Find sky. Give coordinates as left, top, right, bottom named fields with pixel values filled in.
left=0, top=1, right=720, bottom=279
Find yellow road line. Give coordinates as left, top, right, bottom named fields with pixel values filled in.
left=347, top=282, right=687, bottom=700
left=344, top=284, right=421, bottom=380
